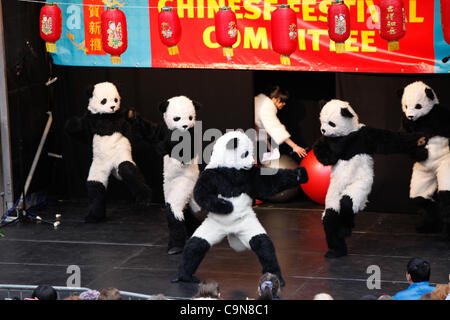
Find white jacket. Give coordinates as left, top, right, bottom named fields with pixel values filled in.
left=254, top=93, right=291, bottom=145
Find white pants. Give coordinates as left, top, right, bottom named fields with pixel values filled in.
left=87, top=133, right=134, bottom=187
left=410, top=153, right=450, bottom=199
left=192, top=194, right=267, bottom=252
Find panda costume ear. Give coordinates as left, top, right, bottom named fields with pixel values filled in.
left=159, top=100, right=169, bottom=113
left=86, top=84, right=95, bottom=99
left=226, top=137, right=239, bottom=150
left=341, top=107, right=354, bottom=118
left=425, top=88, right=435, bottom=101
left=193, top=100, right=202, bottom=111
left=396, top=88, right=404, bottom=99
left=318, top=99, right=327, bottom=109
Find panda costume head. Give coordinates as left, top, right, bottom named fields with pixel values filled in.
left=87, top=82, right=121, bottom=114
left=206, top=131, right=255, bottom=170
left=159, top=96, right=200, bottom=131
left=319, top=99, right=364, bottom=137
left=401, top=81, right=439, bottom=121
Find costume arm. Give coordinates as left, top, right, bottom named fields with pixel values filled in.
left=364, top=127, right=427, bottom=155
left=312, top=136, right=339, bottom=166
left=193, top=170, right=233, bottom=214
left=259, top=100, right=291, bottom=145
left=249, top=166, right=308, bottom=199
left=65, top=113, right=90, bottom=143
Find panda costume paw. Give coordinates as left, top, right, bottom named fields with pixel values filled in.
left=173, top=131, right=307, bottom=285
left=65, top=82, right=153, bottom=223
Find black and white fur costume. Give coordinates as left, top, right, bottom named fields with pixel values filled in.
left=399, top=81, right=450, bottom=236
left=65, top=82, right=152, bottom=223
left=313, top=100, right=427, bottom=258
left=172, top=131, right=308, bottom=286
left=158, top=96, right=202, bottom=255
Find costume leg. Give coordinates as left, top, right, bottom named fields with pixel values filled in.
left=410, top=163, right=439, bottom=233
left=323, top=208, right=348, bottom=258
left=165, top=203, right=187, bottom=255
left=249, top=233, right=285, bottom=287
left=184, top=204, right=202, bottom=238
left=85, top=161, right=110, bottom=223
left=172, top=216, right=225, bottom=283
left=117, top=161, right=152, bottom=207
left=437, top=156, right=450, bottom=238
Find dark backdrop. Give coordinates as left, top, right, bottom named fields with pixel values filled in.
left=3, top=2, right=450, bottom=212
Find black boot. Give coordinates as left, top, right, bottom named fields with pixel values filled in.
left=85, top=181, right=106, bottom=223
left=412, top=197, right=442, bottom=233
left=172, top=236, right=210, bottom=283
left=340, top=195, right=355, bottom=236
left=249, top=233, right=285, bottom=287
left=166, top=203, right=187, bottom=255
left=118, top=161, right=152, bottom=207
left=184, top=205, right=202, bottom=238
left=438, top=191, right=450, bottom=239
left=323, top=209, right=348, bottom=258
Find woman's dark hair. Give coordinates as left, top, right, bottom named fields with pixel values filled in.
left=193, top=280, right=221, bottom=299
left=268, top=85, right=289, bottom=103
left=407, top=258, right=431, bottom=283
left=257, top=273, right=280, bottom=300
left=31, top=285, right=57, bottom=300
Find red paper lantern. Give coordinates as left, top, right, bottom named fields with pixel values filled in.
left=39, top=3, right=62, bottom=53
left=271, top=5, right=298, bottom=66
left=215, top=7, right=238, bottom=60
left=379, top=0, right=406, bottom=51
left=441, top=0, right=450, bottom=44
left=327, top=1, right=351, bottom=53
left=158, top=7, right=181, bottom=55
left=101, top=7, right=128, bottom=65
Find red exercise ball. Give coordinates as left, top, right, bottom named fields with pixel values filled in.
left=300, top=150, right=332, bottom=205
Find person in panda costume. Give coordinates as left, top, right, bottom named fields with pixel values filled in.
left=313, top=99, right=428, bottom=258
left=399, top=81, right=450, bottom=237
left=171, top=130, right=309, bottom=286
left=157, top=96, right=203, bottom=255
left=65, top=82, right=153, bottom=223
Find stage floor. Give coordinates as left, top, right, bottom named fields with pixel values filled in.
left=0, top=200, right=448, bottom=300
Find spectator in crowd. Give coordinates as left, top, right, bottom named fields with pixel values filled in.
left=392, top=258, right=435, bottom=300
left=430, top=284, right=450, bottom=300
left=256, top=273, right=281, bottom=300
left=31, top=285, right=57, bottom=300
left=378, top=295, right=394, bottom=300
left=98, top=287, right=121, bottom=300
left=148, top=294, right=169, bottom=300
left=64, top=295, right=81, bottom=300
left=79, top=289, right=100, bottom=300
left=420, top=292, right=433, bottom=300
left=313, top=293, right=334, bottom=300
left=192, top=280, right=222, bottom=300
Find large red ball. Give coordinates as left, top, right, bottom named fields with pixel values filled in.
left=300, top=150, right=331, bottom=205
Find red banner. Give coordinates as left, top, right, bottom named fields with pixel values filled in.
left=83, top=0, right=106, bottom=55
left=150, top=0, right=435, bottom=73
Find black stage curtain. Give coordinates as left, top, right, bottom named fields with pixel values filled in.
left=50, top=67, right=254, bottom=204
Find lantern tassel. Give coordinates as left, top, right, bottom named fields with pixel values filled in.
left=335, top=42, right=346, bottom=54
left=46, top=42, right=57, bottom=53
left=223, top=47, right=233, bottom=60
left=111, top=56, right=122, bottom=65
left=388, top=40, right=399, bottom=51
left=280, top=55, right=291, bottom=66
left=168, top=45, right=179, bottom=55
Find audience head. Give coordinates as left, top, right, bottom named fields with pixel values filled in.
left=431, top=284, right=450, bottom=300
left=31, top=285, right=57, bottom=300
left=257, top=273, right=281, bottom=300
left=313, top=293, right=334, bottom=300
left=406, top=258, right=431, bottom=283
left=98, top=287, right=121, bottom=300
left=420, top=292, right=433, bottom=300
left=378, top=295, right=394, bottom=300
left=193, top=280, right=221, bottom=300
left=79, top=289, right=100, bottom=300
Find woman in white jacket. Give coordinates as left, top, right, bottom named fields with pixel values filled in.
left=255, top=86, right=307, bottom=162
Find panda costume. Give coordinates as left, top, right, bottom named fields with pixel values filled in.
left=172, top=131, right=309, bottom=286
left=65, top=82, right=153, bottom=222
left=157, top=96, right=203, bottom=255
left=399, top=81, right=450, bottom=236
left=313, top=100, right=427, bottom=258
